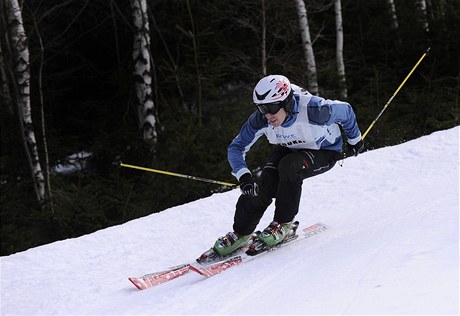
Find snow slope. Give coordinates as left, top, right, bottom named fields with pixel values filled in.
left=1, top=127, right=459, bottom=315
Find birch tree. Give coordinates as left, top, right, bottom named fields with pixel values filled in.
left=386, top=0, right=399, bottom=31
left=386, top=0, right=403, bottom=49
left=131, top=0, right=158, bottom=144
left=4, top=0, right=46, bottom=206
left=294, top=0, right=318, bottom=95
left=334, top=0, right=347, bottom=99
left=415, top=0, right=430, bottom=33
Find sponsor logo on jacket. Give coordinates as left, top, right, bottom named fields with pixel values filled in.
left=275, top=134, right=307, bottom=147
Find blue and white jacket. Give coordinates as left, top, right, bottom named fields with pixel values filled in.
left=228, top=85, right=362, bottom=180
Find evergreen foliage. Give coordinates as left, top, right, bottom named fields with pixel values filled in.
left=1, top=0, right=458, bottom=255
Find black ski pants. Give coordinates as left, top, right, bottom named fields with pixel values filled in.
left=233, top=146, right=341, bottom=236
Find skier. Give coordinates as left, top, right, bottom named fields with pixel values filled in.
left=213, top=74, right=364, bottom=256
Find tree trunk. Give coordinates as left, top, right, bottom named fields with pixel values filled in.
left=0, top=42, right=14, bottom=115
left=415, top=0, right=430, bottom=33
left=5, top=0, right=46, bottom=206
left=131, top=0, right=158, bottom=144
left=294, top=0, right=318, bottom=95
left=31, top=11, right=55, bottom=213
left=334, top=0, right=347, bottom=99
left=386, top=0, right=399, bottom=31
left=386, top=0, right=403, bottom=50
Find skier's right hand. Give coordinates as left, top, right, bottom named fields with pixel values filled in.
left=239, top=173, right=259, bottom=197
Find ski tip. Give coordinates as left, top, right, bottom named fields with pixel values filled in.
left=128, top=264, right=191, bottom=290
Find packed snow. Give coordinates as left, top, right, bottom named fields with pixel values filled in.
left=1, top=127, right=459, bottom=315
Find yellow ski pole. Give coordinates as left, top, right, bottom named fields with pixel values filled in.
left=117, top=162, right=238, bottom=187
left=362, top=47, right=430, bottom=140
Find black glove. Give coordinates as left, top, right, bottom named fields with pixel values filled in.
left=239, top=173, right=259, bottom=197
left=348, top=139, right=364, bottom=156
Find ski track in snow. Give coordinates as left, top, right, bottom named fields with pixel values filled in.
left=1, top=127, right=459, bottom=315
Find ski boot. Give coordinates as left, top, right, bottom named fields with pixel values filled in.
left=214, top=232, right=252, bottom=256
left=257, top=221, right=293, bottom=246
left=196, top=232, right=252, bottom=264
left=247, top=221, right=299, bottom=256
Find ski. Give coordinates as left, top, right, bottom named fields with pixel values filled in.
left=128, top=263, right=191, bottom=290
left=190, top=222, right=327, bottom=278
left=128, top=222, right=327, bottom=289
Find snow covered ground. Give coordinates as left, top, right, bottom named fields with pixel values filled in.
left=1, top=127, right=459, bottom=315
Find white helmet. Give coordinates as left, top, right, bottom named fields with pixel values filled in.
left=253, top=75, right=294, bottom=114
left=253, top=75, right=292, bottom=104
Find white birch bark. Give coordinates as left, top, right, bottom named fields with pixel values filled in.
left=6, top=0, right=46, bottom=205
left=334, top=0, right=347, bottom=99
left=294, top=0, right=318, bottom=95
left=425, top=0, right=434, bottom=20
left=386, top=0, right=399, bottom=31
left=131, top=0, right=157, bottom=143
left=415, top=0, right=430, bottom=33
left=386, top=0, right=403, bottom=49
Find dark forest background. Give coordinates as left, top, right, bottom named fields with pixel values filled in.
left=1, top=0, right=459, bottom=255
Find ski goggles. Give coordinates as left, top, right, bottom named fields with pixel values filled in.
left=256, top=101, right=284, bottom=115
left=256, top=91, right=294, bottom=115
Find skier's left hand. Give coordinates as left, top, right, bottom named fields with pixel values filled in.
left=348, top=139, right=364, bottom=156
